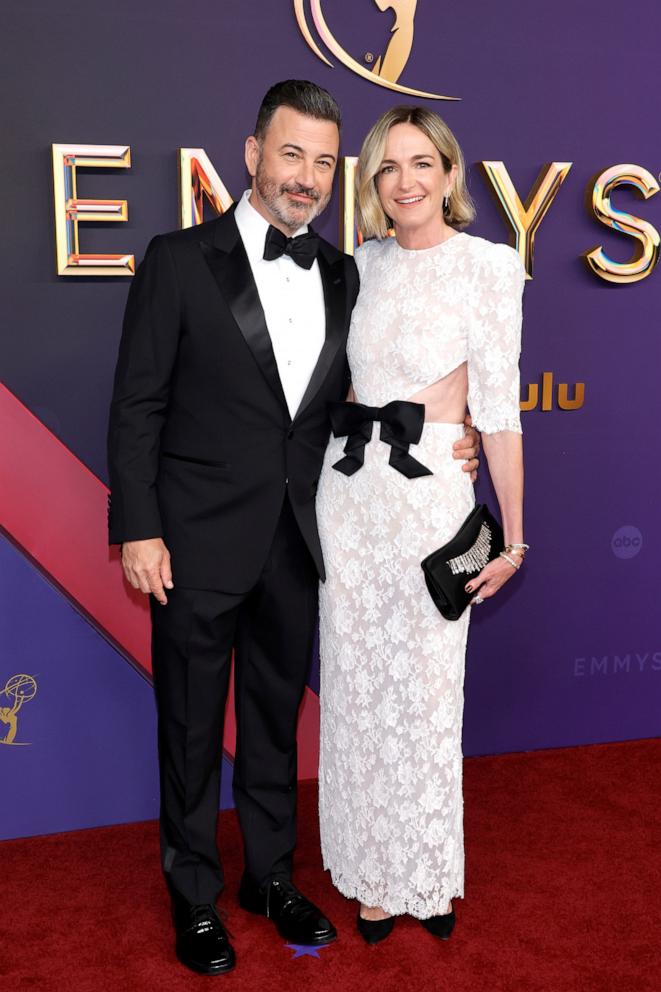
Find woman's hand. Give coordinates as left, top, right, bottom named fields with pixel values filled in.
left=465, top=554, right=520, bottom=604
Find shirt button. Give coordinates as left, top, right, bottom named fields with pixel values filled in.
left=288, top=317, right=293, bottom=324
left=287, top=360, right=292, bottom=366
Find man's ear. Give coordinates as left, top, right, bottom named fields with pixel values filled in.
left=245, top=136, right=259, bottom=178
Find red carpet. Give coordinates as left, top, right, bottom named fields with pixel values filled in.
left=4, top=739, right=660, bottom=992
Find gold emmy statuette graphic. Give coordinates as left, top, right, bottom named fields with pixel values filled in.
left=0, top=674, right=38, bottom=746
left=372, top=0, right=416, bottom=84
left=294, top=0, right=459, bottom=100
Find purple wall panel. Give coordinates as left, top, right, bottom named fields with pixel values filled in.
left=0, top=537, right=234, bottom=840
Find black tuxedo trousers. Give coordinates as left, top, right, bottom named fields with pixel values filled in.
left=108, top=209, right=359, bottom=904
left=152, top=494, right=318, bottom=904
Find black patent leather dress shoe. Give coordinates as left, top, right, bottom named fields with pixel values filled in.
left=420, top=909, right=456, bottom=940
left=356, top=912, right=396, bottom=945
left=238, top=875, right=337, bottom=945
left=172, top=897, right=236, bottom=975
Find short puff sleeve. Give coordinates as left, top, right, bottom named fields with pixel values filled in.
left=467, top=243, right=525, bottom=435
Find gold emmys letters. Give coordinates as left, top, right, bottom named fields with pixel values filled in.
left=51, top=144, right=134, bottom=276
left=178, top=149, right=234, bottom=229
left=585, top=165, right=660, bottom=284
left=480, top=162, right=573, bottom=279
left=50, top=145, right=660, bottom=293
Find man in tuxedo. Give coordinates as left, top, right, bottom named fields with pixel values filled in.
left=108, top=79, right=478, bottom=975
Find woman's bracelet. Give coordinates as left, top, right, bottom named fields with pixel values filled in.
left=499, top=551, right=522, bottom=569
left=504, top=543, right=529, bottom=559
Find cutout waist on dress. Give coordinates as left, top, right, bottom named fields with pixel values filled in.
left=354, top=361, right=469, bottom=425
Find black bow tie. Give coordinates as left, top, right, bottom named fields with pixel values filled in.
left=263, top=225, right=320, bottom=270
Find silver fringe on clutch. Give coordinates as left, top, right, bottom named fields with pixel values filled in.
left=447, top=522, right=493, bottom=575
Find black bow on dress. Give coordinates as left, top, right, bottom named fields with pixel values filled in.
left=328, top=400, right=433, bottom=479
left=263, top=226, right=320, bottom=270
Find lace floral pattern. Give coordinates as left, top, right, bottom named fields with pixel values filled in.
left=347, top=233, right=524, bottom=432
left=317, top=234, right=524, bottom=918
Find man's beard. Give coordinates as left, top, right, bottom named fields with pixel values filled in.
left=255, top=157, right=329, bottom=232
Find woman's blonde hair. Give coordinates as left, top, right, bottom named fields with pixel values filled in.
left=356, top=106, right=476, bottom=240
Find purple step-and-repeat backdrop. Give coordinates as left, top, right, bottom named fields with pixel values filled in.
left=1, top=0, right=659, bottom=840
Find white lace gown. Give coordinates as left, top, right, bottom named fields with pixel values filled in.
left=317, top=232, right=525, bottom=918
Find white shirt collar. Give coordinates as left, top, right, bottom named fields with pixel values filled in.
left=234, top=189, right=309, bottom=267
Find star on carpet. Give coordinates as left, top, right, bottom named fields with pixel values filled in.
left=285, top=943, right=332, bottom=959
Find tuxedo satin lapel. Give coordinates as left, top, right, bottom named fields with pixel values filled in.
left=200, top=235, right=288, bottom=413
left=294, top=250, right=347, bottom=421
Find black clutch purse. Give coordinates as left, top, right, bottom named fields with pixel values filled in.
left=420, top=504, right=504, bottom=621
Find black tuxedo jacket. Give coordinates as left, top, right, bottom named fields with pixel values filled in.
left=107, top=206, right=359, bottom=592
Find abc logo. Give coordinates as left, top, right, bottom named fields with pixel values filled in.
left=611, top=525, right=643, bottom=559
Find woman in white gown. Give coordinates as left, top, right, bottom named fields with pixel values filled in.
left=317, top=107, right=527, bottom=943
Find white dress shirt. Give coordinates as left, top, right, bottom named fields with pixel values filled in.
left=234, top=190, right=326, bottom=419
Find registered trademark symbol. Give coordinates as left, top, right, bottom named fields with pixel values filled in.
left=364, top=52, right=374, bottom=64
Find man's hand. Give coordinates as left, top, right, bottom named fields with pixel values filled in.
left=453, top=415, right=481, bottom=482
left=121, top=538, right=173, bottom=606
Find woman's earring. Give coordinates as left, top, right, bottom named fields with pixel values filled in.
left=443, top=194, right=450, bottom=211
